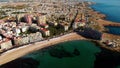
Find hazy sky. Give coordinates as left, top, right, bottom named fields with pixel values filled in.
left=0, top=0, right=86, bottom=2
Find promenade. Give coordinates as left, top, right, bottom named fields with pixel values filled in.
left=0, top=32, right=85, bottom=65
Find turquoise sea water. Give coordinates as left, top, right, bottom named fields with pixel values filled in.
left=1, top=40, right=101, bottom=68
left=2, top=40, right=120, bottom=68
left=86, top=0, right=120, bottom=35
left=105, top=26, right=120, bottom=35
left=87, top=0, right=120, bottom=23
left=1, top=0, right=120, bottom=68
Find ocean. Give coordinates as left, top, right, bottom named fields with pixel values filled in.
left=87, top=0, right=120, bottom=35
left=1, top=40, right=120, bottom=68
left=87, top=0, right=120, bottom=23
left=1, top=0, right=120, bottom=68
left=2, top=40, right=101, bottom=68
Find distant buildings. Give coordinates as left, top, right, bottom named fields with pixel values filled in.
left=16, top=14, right=24, bottom=24
left=13, top=36, right=29, bottom=46
left=0, top=1, right=89, bottom=52
left=28, top=32, right=43, bottom=42
left=12, top=27, right=21, bottom=36
left=59, top=21, right=70, bottom=31
left=39, top=23, right=49, bottom=28
left=73, top=12, right=86, bottom=29
left=37, top=15, right=46, bottom=25
left=0, top=38, right=12, bottom=51
left=16, top=14, right=21, bottom=24
left=24, top=15, right=32, bottom=25
left=36, top=15, right=49, bottom=28
left=48, top=21, right=58, bottom=26
left=21, top=26, right=29, bottom=32
left=40, top=28, right=50, bottom=36
left=73, top=19, right=86, bottom=29
left=13, top=32, right=43, bottom=46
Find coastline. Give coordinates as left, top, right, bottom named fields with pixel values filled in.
left=0, top=20, right=120, bottom=66
left=91, top=8, right=120, bottom=38
left=1, top=1, right=120, bottom=66
left=93, top=12, right=120, bottom=52
left=91, top=9, right=120, bottom=52
left=0, top=32, right=86, bottom=65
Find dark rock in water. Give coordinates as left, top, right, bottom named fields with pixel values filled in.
left=73, top=48, right=80, bottom=56
left=49, top=46, right=74, bottom=58
left=94, top=47, right=120, bottom=68
left=0, top=58, right=39, bottom=68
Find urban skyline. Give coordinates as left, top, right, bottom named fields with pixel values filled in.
left=0, top=0, right=120, bottom=67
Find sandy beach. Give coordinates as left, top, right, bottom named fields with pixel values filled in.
left=1, top=1, right=120, bottom=66
left=0, top=32, right=85, bottom=65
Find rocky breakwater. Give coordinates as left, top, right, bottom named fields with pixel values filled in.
left=88, top=9, right=120, bottom=52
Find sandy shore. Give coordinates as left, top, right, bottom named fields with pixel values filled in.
left=96, top=19, right=120, bottom=25
left=0, top=32, right=85, bottom=65
left=93, top=18, right=120, bottom=39
left=102, top=33, right=120, bottom=39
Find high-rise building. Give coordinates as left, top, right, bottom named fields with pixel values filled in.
left=37, top=15, right=46, bottom=25
left=16, top=14, right=21, bottom=24
left=24, top=15, right=32, bottom=25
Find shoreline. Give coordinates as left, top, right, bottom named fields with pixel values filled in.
left=0, top=32, right=86, bottom=65
left=1, top=1, right=120, bottom=66
left=90, top=2, right=120, bottom=23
